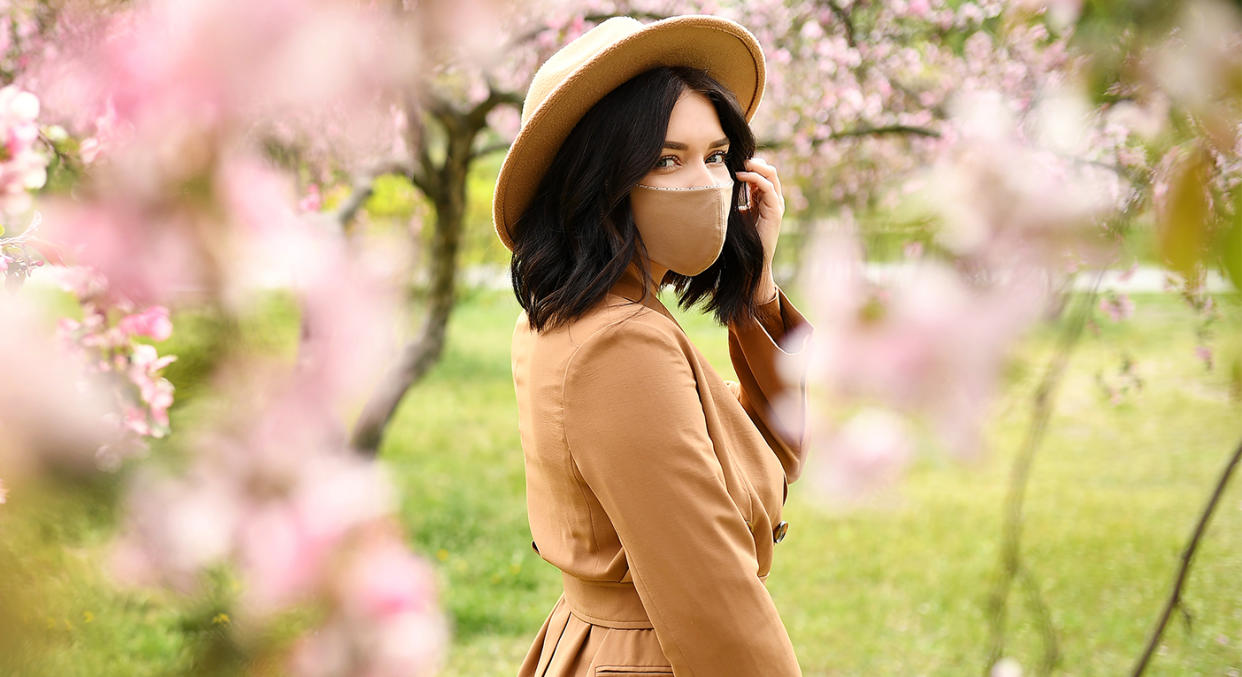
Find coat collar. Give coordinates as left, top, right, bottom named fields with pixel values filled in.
left=608, top=262, right=681, bottom=327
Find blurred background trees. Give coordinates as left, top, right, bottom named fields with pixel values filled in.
left=1, top=0, right=1239, bottom=675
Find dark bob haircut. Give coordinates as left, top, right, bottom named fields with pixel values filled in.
left=509, top=65, right=769, bottom=333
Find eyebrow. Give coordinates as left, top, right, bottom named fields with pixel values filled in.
left=662, top=138, right=730, bottom=151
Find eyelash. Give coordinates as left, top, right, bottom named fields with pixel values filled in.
left=654, top=150, right=729, bottom=169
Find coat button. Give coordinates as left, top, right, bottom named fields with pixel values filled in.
left=773, top=520, right=789, bottom=543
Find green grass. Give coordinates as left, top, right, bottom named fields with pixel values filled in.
left=388, top=287, right=1242, bottom=676
left=3, top=286, right=1240, bottom=676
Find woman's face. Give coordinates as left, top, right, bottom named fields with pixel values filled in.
left=638, top=89, right=732, bottom=189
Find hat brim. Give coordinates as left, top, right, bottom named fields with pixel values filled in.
left=492, top=15, right=765, bottom=252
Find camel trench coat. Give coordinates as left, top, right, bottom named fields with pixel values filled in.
left=510, top=262, right=814, bottom=677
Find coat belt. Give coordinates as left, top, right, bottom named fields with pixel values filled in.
left=560, top=571, right=770, bottom=630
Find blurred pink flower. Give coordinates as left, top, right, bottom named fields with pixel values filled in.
left=1099, top=294, right=1135, bottom=322
left=107, top=463, right=242, bottom=595
left=236, top=451, right=395, bottom=618
left=287, top=527, right=448, bottom=677
left=50, top=285, right=177, bottom=451
left=1195, top=344, right=1213, bottom=370
left=798, top=216, right=1048, bottom=461
left=118, top=305, right=173, bottom=341
left=41, top=198, right=209, bottom=307
left=807, top=408, right=916, bottom=503
left=338, top=536, right=437, bottom=621
left=0, top=294, right=116, bottom=480
left=0, top=84, right=48, bottom=213
left=128, top=343, right=176, bottom=428
left=298, top=183, right=322, bottom=213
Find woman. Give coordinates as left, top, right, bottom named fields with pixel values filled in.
left=493, top=15, right=814, bottom=677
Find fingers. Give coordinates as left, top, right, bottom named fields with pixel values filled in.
left=735, top=170, right=782, bottom=214
left=744, top=157, right=782, bottom=200
left=735, top=170, right=775, bottom=200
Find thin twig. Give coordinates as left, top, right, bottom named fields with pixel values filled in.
left=756, top=123, right=942, bottom=151
left=331, top=160, right=412, bottom=229
left=822, top=0, right=857, bottom=47
left=985, top=270, right=1103, bottom=674
left=983, top=184, right=1150, bottom=673
left=0, top=211, right=41, bottom=245
left=470, top=140, right=512, bottom=160
left=1131, top=436, right=1242, bottom=676
left=1018, top=563, right=1061, bottom=675
left=828, top=124, right=941, bottom=140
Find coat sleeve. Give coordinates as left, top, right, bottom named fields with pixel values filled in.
left=725, top=286, right=814, bottom=485
left=562, top=321, right=802, bottom=677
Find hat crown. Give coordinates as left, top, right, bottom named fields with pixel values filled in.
left=521, top=18, right=644, bottom=126
left=493, top=14, right=766, bottom=252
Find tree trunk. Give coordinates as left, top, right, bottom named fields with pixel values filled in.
left=349, top=141, right=470, bottom=456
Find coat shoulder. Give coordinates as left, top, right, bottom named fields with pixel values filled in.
left=515, top=294, right=683, bottom=363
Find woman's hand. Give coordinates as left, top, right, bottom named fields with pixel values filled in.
left=736, top=157, right=784, bottom=303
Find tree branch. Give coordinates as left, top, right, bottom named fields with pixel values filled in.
left=470, top=140, right=512, bottom=161
left=464, top=82, right=523, bottom=132
left=822, top=0, right=857, bottom=48
left=757, top=123, right=941, bottom=151
left=332, top=159, right=413, bottom=228
left=984, top=269, right=1101, bottom=676
left=829, top=124, right=941, bottom=140
left=405, top=102, right=438, bottom=198
left=1049, top=149, right=1146, bottom=188
left=983, top=187, right=1149, bottom=675
left=1132, top=436, right=1242, bottom=676
left=1018, top=563, right=1061, bottom=675
left=505, top=11, right=670, bottom=48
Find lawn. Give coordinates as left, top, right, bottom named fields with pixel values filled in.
left=389, top=285, right=1242, bottom=676
left=3, top=283, right=1239, bottom=676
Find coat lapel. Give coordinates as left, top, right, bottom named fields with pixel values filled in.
left=607, top=263, right=682, bottom=329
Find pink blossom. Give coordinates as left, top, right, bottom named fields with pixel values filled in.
left=798, top=216, right=1049, bottom=460
left=118, top=305, right=173, bottom=341
left=338, top=537, right=437, bottom=621
left=107, top=464, right=242, bottom=595
left=297, top=183, right=322, bottom=212
left=1196, top=344, right=1213, bottom=370
left=807, top=408, right=916, bottom=504
left=0, top=294, right=116, bottom=477
left=41, top=199, right=209, bottom=307
left=1099, top=294, right=1135, bottom=322
left=0, top=84, right=48, bottom=212
left=287, top=526, right=448, bottom=677
left=122, top=405, right=151, bottom=436
left=47, top=273, right=178, bottom=451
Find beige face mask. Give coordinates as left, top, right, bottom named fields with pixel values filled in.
left=629, top=181, right=733, bottom=277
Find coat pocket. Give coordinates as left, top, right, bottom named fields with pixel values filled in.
left=593, top=667, right=673, bottom=676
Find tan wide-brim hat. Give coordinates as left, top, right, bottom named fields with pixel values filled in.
left=492, top=15, right=766, bottom=252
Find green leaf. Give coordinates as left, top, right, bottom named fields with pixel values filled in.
left=1221, top=191, right=1242, bottom=292
left=1156, top=145, right=1213, bottom=280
